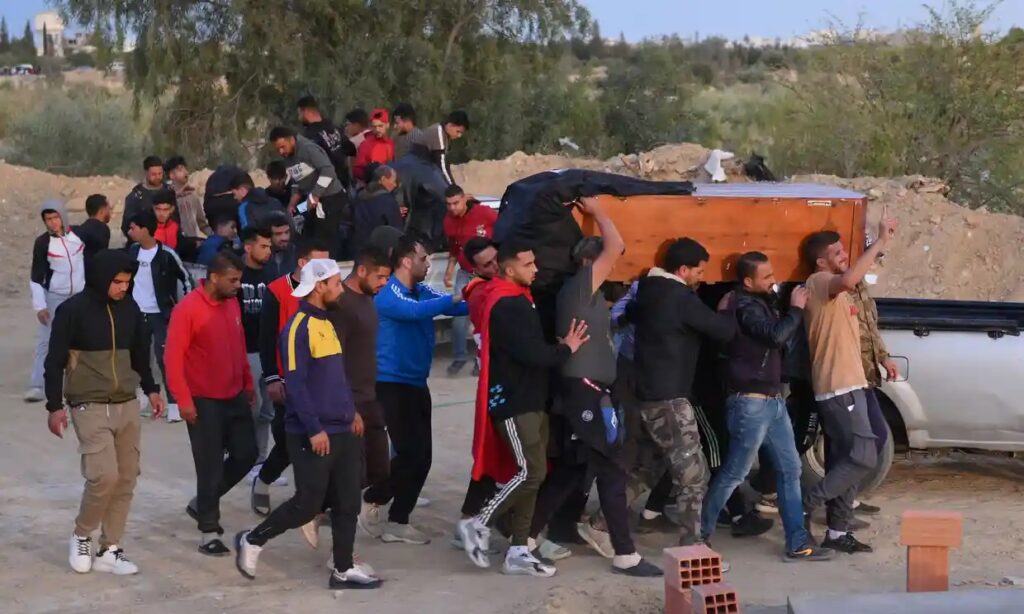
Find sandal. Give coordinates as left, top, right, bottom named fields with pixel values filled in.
left=198, top=538, right=231, bottom=557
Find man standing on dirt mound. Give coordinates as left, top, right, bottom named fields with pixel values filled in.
left=799, top=213, right=897, bottom=555
left=27, top=200, right=85, bottom=403
left=44, top=249, right=165, bottom=576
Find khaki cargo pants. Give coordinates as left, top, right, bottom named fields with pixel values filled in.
left=70, top=400, right=141, bottom=547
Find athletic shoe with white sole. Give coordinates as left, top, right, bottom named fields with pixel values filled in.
left=535, top=538, right=572, bottom=561
left=380, top=522, right=430, bottom=545
left=577, top=521, right=615, bottom=559
left=358, top=502, right=386, bottom=539
left=415, top=497, right=431, bottom=508
left=69, top=534, right=92, bottom=573
left=93, top=546, right=139, bottom=575
left=458, top=517, right=491, bottom=568
left=23, top=387, right=45, bottom=403
left=329, top=565, right=382, bottom=589
left=502, top=550, right=556, bottom=577
left=324, top=554, right=377, bottom=578
left=165, top=403, right=182, bottom=423
left=234, top=531, right=262, bottom=579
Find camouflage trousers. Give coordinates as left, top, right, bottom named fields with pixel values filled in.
left=639, top=397, right=710, bottom=544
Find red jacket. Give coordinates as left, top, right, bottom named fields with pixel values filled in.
left=165, top=281, right=253, bottom=409
left=444, top=205, right=497, bottom=271
left=155, top=219, right=180, bottom=250
left=267, top=274, right=301, bottom=377
left=353, top=133, right=395, bottom=182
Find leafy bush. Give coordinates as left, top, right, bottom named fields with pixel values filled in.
left=6, top=87, right=144, bottom=176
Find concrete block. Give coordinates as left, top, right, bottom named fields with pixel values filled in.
left=787, top=588, right=1024, bottom=614
left=663, top=545, right=724, bottom=591
left=900, top=510, right=963, bottom=547
left=691, top=582, right=740, bottom=614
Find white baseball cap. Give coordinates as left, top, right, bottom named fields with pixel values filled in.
left=292, top=258, right=341, bottom=297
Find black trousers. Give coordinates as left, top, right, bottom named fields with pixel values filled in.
left=363, top=382, right=432, bottom=524
left=186, top=394, right=258, bottom=533
left=358, top=400, right=390, bottom=492
left=306, top=191, right=352, bottom=261
left=461, top=477, right=498, bottom=517
left=248, top=432, right=362, bottom=571
left=258, top=402, right=290, bottom=484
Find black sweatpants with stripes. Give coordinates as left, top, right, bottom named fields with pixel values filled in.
left=475, top=411, right=548, bottom=546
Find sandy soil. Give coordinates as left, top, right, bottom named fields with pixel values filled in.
left=0, top=298, right=1022, bottom=614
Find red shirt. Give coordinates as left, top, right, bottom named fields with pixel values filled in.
left=443, top=205, right=498, bottom=271
left=155, top=219, right=180, bottom=250
left=353, top=133, right=395, bottom=182
left=165, top=281, right=253, bottom=409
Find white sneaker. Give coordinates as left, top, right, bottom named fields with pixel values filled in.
left=23, top=387, right=45, bottom=403
left=69, top=534, right=92, bottom=573
left=330, top=564, right=382, bottom=589
left=578, top=521, right=615, bottom=559
left=165, top=403, right=182, bottom=423
left=536, top=537, right=573, bottom=561
left=92, top=546, right=139, bottom=575
left=415, top=496, right=431, bottom=508
left=137, top=390, right=152, bottom=417
left=234, top=531, right=262, bottom=580
left=503, top=549, right=556, bottom=577
left=458, top=518, right=491, bottom=568
left=358, top=502, right=386, bottom=539
left=380, top=522, right=430, bottom=545
left=326, top=554, right=377, bottom=578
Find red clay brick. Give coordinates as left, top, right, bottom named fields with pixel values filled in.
left=900, top=510, right=963, bottom=547
left=691, top=582, right=740, bottom=614
left=663, top=545, right=725, bottom=590
left=664, top=583, right=693, bottom=614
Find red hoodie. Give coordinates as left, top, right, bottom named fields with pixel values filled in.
left=165, top=281, right=253, bottom=410
left=465, top=277, right=525, bottom=484
left=353, top=132, right=395, bottom=182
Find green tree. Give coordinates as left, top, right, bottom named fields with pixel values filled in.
left=0, top=18, right=10, bottom=53
left=20, top=20, right=35, bottom=58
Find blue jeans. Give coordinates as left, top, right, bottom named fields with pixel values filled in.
left=450, top=267, right=473, bottom=362
left=700, top=394, right=809, bottom=553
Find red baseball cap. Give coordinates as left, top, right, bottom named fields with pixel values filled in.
left=371, top=108, right=390, bottom=124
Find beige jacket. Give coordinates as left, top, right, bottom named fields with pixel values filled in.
left=173, top=181, right=212, bottom=238
left=851, top=281, right=889, bottom=387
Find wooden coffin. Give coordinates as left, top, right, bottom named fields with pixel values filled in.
left=575, top=183, right=867, bottom=283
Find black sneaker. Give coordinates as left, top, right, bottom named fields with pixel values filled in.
left=854, top=501, right=881, bottom=516
left=716, top=510, right=732, bottom=529
left=784, top=544, right=835, bottom=562
left=822, top=532, right=873, bottom=554
left=611, top=557, right=663, bottom=577
left=731, top=511, right=774, bottom=538
left=636, top=513, right=678, bottom=534
left=447, top=360, right=467, bottom=376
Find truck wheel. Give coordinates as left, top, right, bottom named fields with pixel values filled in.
left=800, top=419, right=895, bottom=495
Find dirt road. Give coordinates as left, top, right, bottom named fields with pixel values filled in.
left=0, top=298, right=1021, bottom=614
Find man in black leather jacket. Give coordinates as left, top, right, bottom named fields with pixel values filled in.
left=699, top=251, right=834, bottom=562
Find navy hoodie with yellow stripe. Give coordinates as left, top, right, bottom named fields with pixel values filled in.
left=281, top=301, right=355, bottom=435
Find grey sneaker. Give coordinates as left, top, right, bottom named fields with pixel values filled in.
left=536, top=538, right=572, bottom=561
left=380, top=522, right=430, bottom=545
left=503, top=550, right=556, bottom=577
left=23, top=387, right=45, bottom=403
left=358, top=502, right=386, bottom=539
left=458, top=517, right=491, bottom=568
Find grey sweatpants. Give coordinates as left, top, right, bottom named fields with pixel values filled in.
left=803, top=388, right=878, bottom=532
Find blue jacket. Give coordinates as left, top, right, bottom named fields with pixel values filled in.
left=281, top=301, right=355, bottom=435
left=375, top=275, right=468, bottom=387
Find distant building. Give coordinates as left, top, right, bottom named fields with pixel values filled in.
left=34, top=12, right=65, bottom=58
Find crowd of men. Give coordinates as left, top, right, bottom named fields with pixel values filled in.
left=29, top=95, right=902, bottom=591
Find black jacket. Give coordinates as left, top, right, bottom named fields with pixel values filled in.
left=351, top=184, right=403, bottom=256
left=72, top=218, right=111, bottom=270
left=303, top=119, right=356, bottom=189
left=44, top=249, right=159, bottom=411
left=121, top=182, right=168, bottom=238
left=488, top=295, right=571, bottom=421
left=127, top=242, right=195, bottom=315
left=725, top=289, right=803, bottom=396
left=631, top=269, right=735, bottom=402
left=392, top=149, right=448, bottom=250
left=238, top=188, right=286, bottom=231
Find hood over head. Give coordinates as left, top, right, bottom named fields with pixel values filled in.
left=39, top=199, right=69, bottom=229
left=87, top=249, right=138, bottom=299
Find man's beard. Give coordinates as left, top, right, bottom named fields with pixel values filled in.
left=325, top=298, right=342, bottom=311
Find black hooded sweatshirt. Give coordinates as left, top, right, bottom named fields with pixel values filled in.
left=303, top=119, right=356, bottom=189
left=44, top=249, right=160, bottom=412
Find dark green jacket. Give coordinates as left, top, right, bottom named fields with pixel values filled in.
left=44, top=250, right=159, bottom=411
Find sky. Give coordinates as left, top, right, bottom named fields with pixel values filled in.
left=4, top=1, right=1024, bottom=41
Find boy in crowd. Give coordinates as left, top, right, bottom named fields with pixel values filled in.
left=27, top=200, right=85, bottom=403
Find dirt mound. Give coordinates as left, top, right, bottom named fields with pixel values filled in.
left=791, top=174, right=1024, bottom=301
left=453, top=143, right=745, bottom=197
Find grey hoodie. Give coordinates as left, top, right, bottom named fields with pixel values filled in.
left=30, top=200, right=85, bottom=310
left=284, top=135, right=343, bottom=200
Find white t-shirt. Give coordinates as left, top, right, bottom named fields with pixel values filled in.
left=133, top=246, right=161, bottom=314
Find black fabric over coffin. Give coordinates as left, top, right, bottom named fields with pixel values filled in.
left=494, top=169, right=695, bottom=294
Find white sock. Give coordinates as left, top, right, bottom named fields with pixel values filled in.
left=508, top=545, right=530, bottom=558
left=642, top=509, right=662, bottom=521
left=613, top=552, right=642, bottom=569
left=827, top=529, right=847, bottom=540
left=527, top=537, right=538, bottom=551
left=253, top=479, right=270, bottom=496
left=201, top=532, right=219, bottom=545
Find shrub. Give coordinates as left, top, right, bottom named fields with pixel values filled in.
left=6, top=87, right=144, bottom=176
